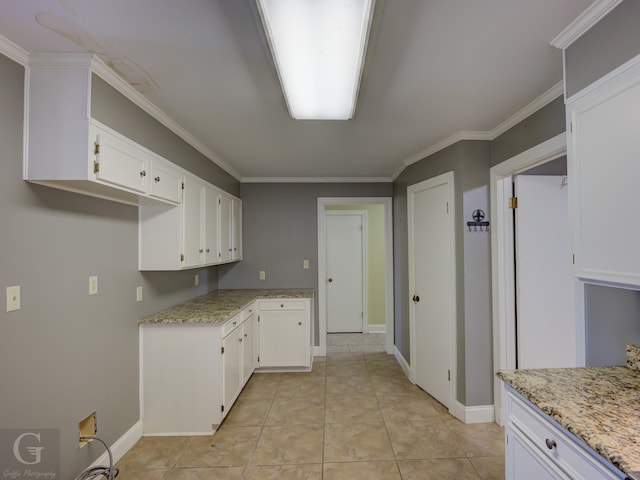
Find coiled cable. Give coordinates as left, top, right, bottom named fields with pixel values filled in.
left=74, top=435, right=119, bottom=480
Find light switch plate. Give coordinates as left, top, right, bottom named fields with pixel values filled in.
left=194, top=274, right=199, bottom=286
left=89, top=276, right=98, bottom=295
left=259, top=271, right=266, bottom=280
left=6, top=286, right=20, bottom=312
left=136, top=286, right=143, bottom=302
left=303, top=260, right=309, bottom=269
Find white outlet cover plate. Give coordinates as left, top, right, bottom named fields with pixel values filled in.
left=259, top=271, right=266, bottom=280
left=136, top=286, right=143, bottom=302
left=194, top=274, right=199, bottom=286
left=89, top=276, right=98, bottom=295
left=6, top=285, right=20, bottom=312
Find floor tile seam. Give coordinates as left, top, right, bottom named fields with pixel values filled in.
left=168, top=436, right=196, bottom=470
left=242, top=386, right=279, bottom=477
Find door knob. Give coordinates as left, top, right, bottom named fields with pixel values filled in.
left=412, top=295, right=420, bottom=303
left=328, top=278, right=333, bottom=283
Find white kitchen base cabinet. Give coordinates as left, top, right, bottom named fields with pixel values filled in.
left=258, top=299, right=311, bottom=369
left=505, top=387, right=625, bottom=480
left=141, top=303, right=256, bottom=436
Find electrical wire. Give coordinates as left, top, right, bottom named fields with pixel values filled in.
left=74, top=435, right=119, bottom=480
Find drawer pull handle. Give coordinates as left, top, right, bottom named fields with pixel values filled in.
left=545, top=438, right=557, bottom=450
left=233, top=321, right=237, bottom=326
left=281, top=304, right=284, bottom=308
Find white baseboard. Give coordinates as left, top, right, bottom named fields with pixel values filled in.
left=365, top=324, right=386, bottom=334
left=394, top=346, right=413, bottom=381
left=450, top=402, right=495, bottom=424
left=313, top=345, right=326, bottom=357
left=88, top=420, right=143, bottom=468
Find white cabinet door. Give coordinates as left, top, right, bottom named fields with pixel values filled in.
left=222, top=325, right=243, bottom=413
left=258, top=299, right=311, bottom=368
left=182, top=177, right=203, bottom=268
left=149, top=159, right=182, bottom=204
left=506, top=425, right=571, bottom=480
left=242, top=312, right=257, bottom=384
left=219, top=193, right=232, bottom=263
left=203, top=187, right=220, bottom=265
left=231, top=197, right=242, bottom=261
left=568, top=61, right=640, bottom=287
left=92, top=124, right=149, bottom=194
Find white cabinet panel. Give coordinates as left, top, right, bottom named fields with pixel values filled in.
left=149, top=160, right=182, bottom=204
left=222, top=325, right=243, bottom=411
left=242, top=313, right=257, bottom=385
left=258, top=299, right=311, bottom=368
left=203, top=187, right=220, bottom=264
left=182, top=177, right=203, bottom=268
left=568, top=60, right=640, bottom=287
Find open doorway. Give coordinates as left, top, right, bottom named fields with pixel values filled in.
left=490, top=133, right=585, bottom=424
left=317, top=197, right=394, bottom=357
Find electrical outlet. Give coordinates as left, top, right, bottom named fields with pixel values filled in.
left=259, top=271, right=266, bottom=280
left=136, top=286, right=143, bottom=302
left=89, top=276, right=98, bottom=295
left=78, top=411, right=97, bottom=447
left=6, top=286, right=20, bottom=312
left=194, top=274, right=199, bottom=286
left=303, top=260, right=309, bottom=269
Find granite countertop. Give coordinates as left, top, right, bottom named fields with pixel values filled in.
left=139, top=288, right=314, bottom=325
left=497, top=366, right=640, bottom=480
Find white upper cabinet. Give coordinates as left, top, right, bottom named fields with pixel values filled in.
left=567, top=59, right=640, bottom=288
left=25, top=55, right=179, bottom=206
left=138, top=177, right=241, bottom=271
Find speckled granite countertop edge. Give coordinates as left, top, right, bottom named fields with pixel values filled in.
left=497, top=367, right=640, bottom=480
left=138, top=288, right=315, bottom=325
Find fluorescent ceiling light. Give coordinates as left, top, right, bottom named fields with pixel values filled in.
left=257, top=0, right=374, bottom=120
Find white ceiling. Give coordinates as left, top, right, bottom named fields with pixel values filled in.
left=0, top=0, right=592, bottom=180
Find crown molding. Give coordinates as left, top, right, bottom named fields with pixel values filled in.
left=0, top=34, right=29, bottom=66
left=490, top=81, right=564, bottom=138
left=550, top=0, right=623, bottom=50
left=241, top=176, right=392, bottom=183
left=88, top=56, right=241, bottom=180
left=395, top=80, right=565, bottom=179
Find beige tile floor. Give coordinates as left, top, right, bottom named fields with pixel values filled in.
left=117, top=339, right=504, bottom=479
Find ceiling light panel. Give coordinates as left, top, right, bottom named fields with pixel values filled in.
left=257, top=0, right=374, bottom=120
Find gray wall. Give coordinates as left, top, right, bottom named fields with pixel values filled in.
left=0, top=54, right=219, bottom=479
left=585, top=284, right=640, bottom=367
left=491, top=96, right=566, bottom=166
left=393, top=140, right=492, bottom=406
left=565, top=0, right=640, bottom=98
left=218, top=182, right=393, bottom=344
left=91, top=75, right=240, bottom=197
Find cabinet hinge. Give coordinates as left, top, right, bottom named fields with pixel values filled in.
left=93, top=161, right=100, bottom=173
left=221, top=404, right=224, bottom=413
left=508, top=197, right=518, bottom=209
left=446, top=202, right=449, bottom=213
left=570, top=122, right=573, bottom=133
left=221, top=346, right=225, bottom=354
left=181, top=182, right=184, bottom=190
left=94, top=142, right=100, bottom=155
left=180, top=253, right=184, bottom=262
left=448, top=370, right=451, bottom=381
left=257, top=355, right=260, bottom=363
left=572, top=254, right=575, bottom=265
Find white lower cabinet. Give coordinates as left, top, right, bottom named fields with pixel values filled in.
left=141, top=302, right=256, bottom=435
left=141, top=297, right=312, bottom=435
left=505, top=387, right=625, bottom=480
left=258, top=299, right=311, bottom=368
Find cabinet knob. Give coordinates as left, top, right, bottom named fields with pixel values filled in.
left=545, top=438, right=557, bottom=450
left=238, top=337, right=242, bottom=342
left=199, top=249, right=203, bottom=253
left=280, top=304, right=284, bottom=308
left=233, top=321, right=237, bottom=325
left=140, top=170, right=147, bottom=177
left=298, top=322, right=302, bottom=326
left=244, top=333, right=248, bottom=338
left=206, top=248, right=210, bottom=253
left=154, top=176, right=160, bottom=182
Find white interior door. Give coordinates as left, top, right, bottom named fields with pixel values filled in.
left=409, top=174, right=455, bottom=408
left=326, top=211, right=365, bottom=333
left=515, top=175, right=576, bottom=368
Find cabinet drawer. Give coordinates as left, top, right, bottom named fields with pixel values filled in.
left=242, top=302, right=256, bottom=320
left=259, top=299, right=306, bottom=311
left=222, top=313, right=242, bottom=337
left=507, top=393, right=621, bottom=480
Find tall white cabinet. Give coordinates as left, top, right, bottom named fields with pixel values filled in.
left=567, top=59, right=640, bottom=288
